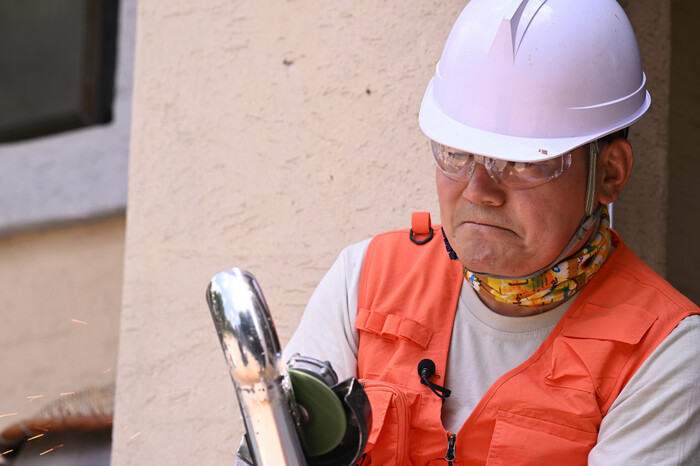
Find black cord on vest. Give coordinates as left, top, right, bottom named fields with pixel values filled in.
left=418, top=359, right=451, bottom=402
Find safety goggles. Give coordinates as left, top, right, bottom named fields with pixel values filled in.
left=431, top=141, right=572, bottom=190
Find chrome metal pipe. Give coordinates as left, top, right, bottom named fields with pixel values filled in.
left=206, top=268, right=306, bottom=466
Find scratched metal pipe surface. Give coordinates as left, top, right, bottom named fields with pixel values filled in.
left=206, top=268, right=305, bottom=466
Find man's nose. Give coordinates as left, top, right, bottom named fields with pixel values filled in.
left=463, top=163, right=506, bottom=206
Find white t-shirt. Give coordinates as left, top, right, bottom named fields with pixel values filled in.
left=284, top=239, right=700, bottom=465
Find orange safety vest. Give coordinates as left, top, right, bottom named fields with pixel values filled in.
left=355, top=214, right=698, bottom=465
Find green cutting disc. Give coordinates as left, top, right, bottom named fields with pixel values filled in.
left=288, top=369, right=347, bottom=457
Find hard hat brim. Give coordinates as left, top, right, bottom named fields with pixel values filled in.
left=419, top=78, right=651, bottom=162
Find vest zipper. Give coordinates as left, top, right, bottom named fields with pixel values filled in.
left=444, top=432, right=456, bottom=465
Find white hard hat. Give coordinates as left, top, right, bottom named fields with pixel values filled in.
left=419, top=0, right=651, bottom=162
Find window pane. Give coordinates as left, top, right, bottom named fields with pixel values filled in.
left=0, top=0, right=118, bottom=143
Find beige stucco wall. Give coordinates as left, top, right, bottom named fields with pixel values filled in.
left=0, top=217, right=125, bottom=435
left=113, top=1, right=671, bottom=464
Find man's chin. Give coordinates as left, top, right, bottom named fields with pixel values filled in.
left=459, top=255, right=505, bottom=275
left=458, top=248, right=534, bottom=277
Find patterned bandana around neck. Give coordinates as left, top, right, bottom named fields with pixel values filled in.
left=465, top=205, right=612, bottom=307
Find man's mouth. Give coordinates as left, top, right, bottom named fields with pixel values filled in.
left=459, top=219, right=518, bottom=236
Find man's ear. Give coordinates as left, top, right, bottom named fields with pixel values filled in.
left=597, top=138, right=634, bottom=205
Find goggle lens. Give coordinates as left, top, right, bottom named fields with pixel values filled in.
left=431, top=141, right=572, bottom=189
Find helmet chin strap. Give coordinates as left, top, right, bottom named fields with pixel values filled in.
left=465, top=141, right=602, bottom=281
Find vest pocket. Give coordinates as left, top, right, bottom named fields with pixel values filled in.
left=361, top=380, right=414, bottom=466
left=486, top=411, right=597, bottom=466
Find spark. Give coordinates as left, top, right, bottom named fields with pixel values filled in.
left=71, top=319, right=88, bottom=325
left=103, top=368, right=112, bottom=374
left=39, top=448, right=54, bottom=456
left=27, top=434, right=45, bottom=441
left=130, top=432, right=142, bottom=440
left=60, top=392, right=75, bottom=396
left=1, top=449, right=13, bottom=456
left=0, top=413, right=17, bottom=419
left=27, top=395, right=44, bottom=401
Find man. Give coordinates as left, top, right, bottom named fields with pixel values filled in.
left=284, top=0, right=699, bottom=464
